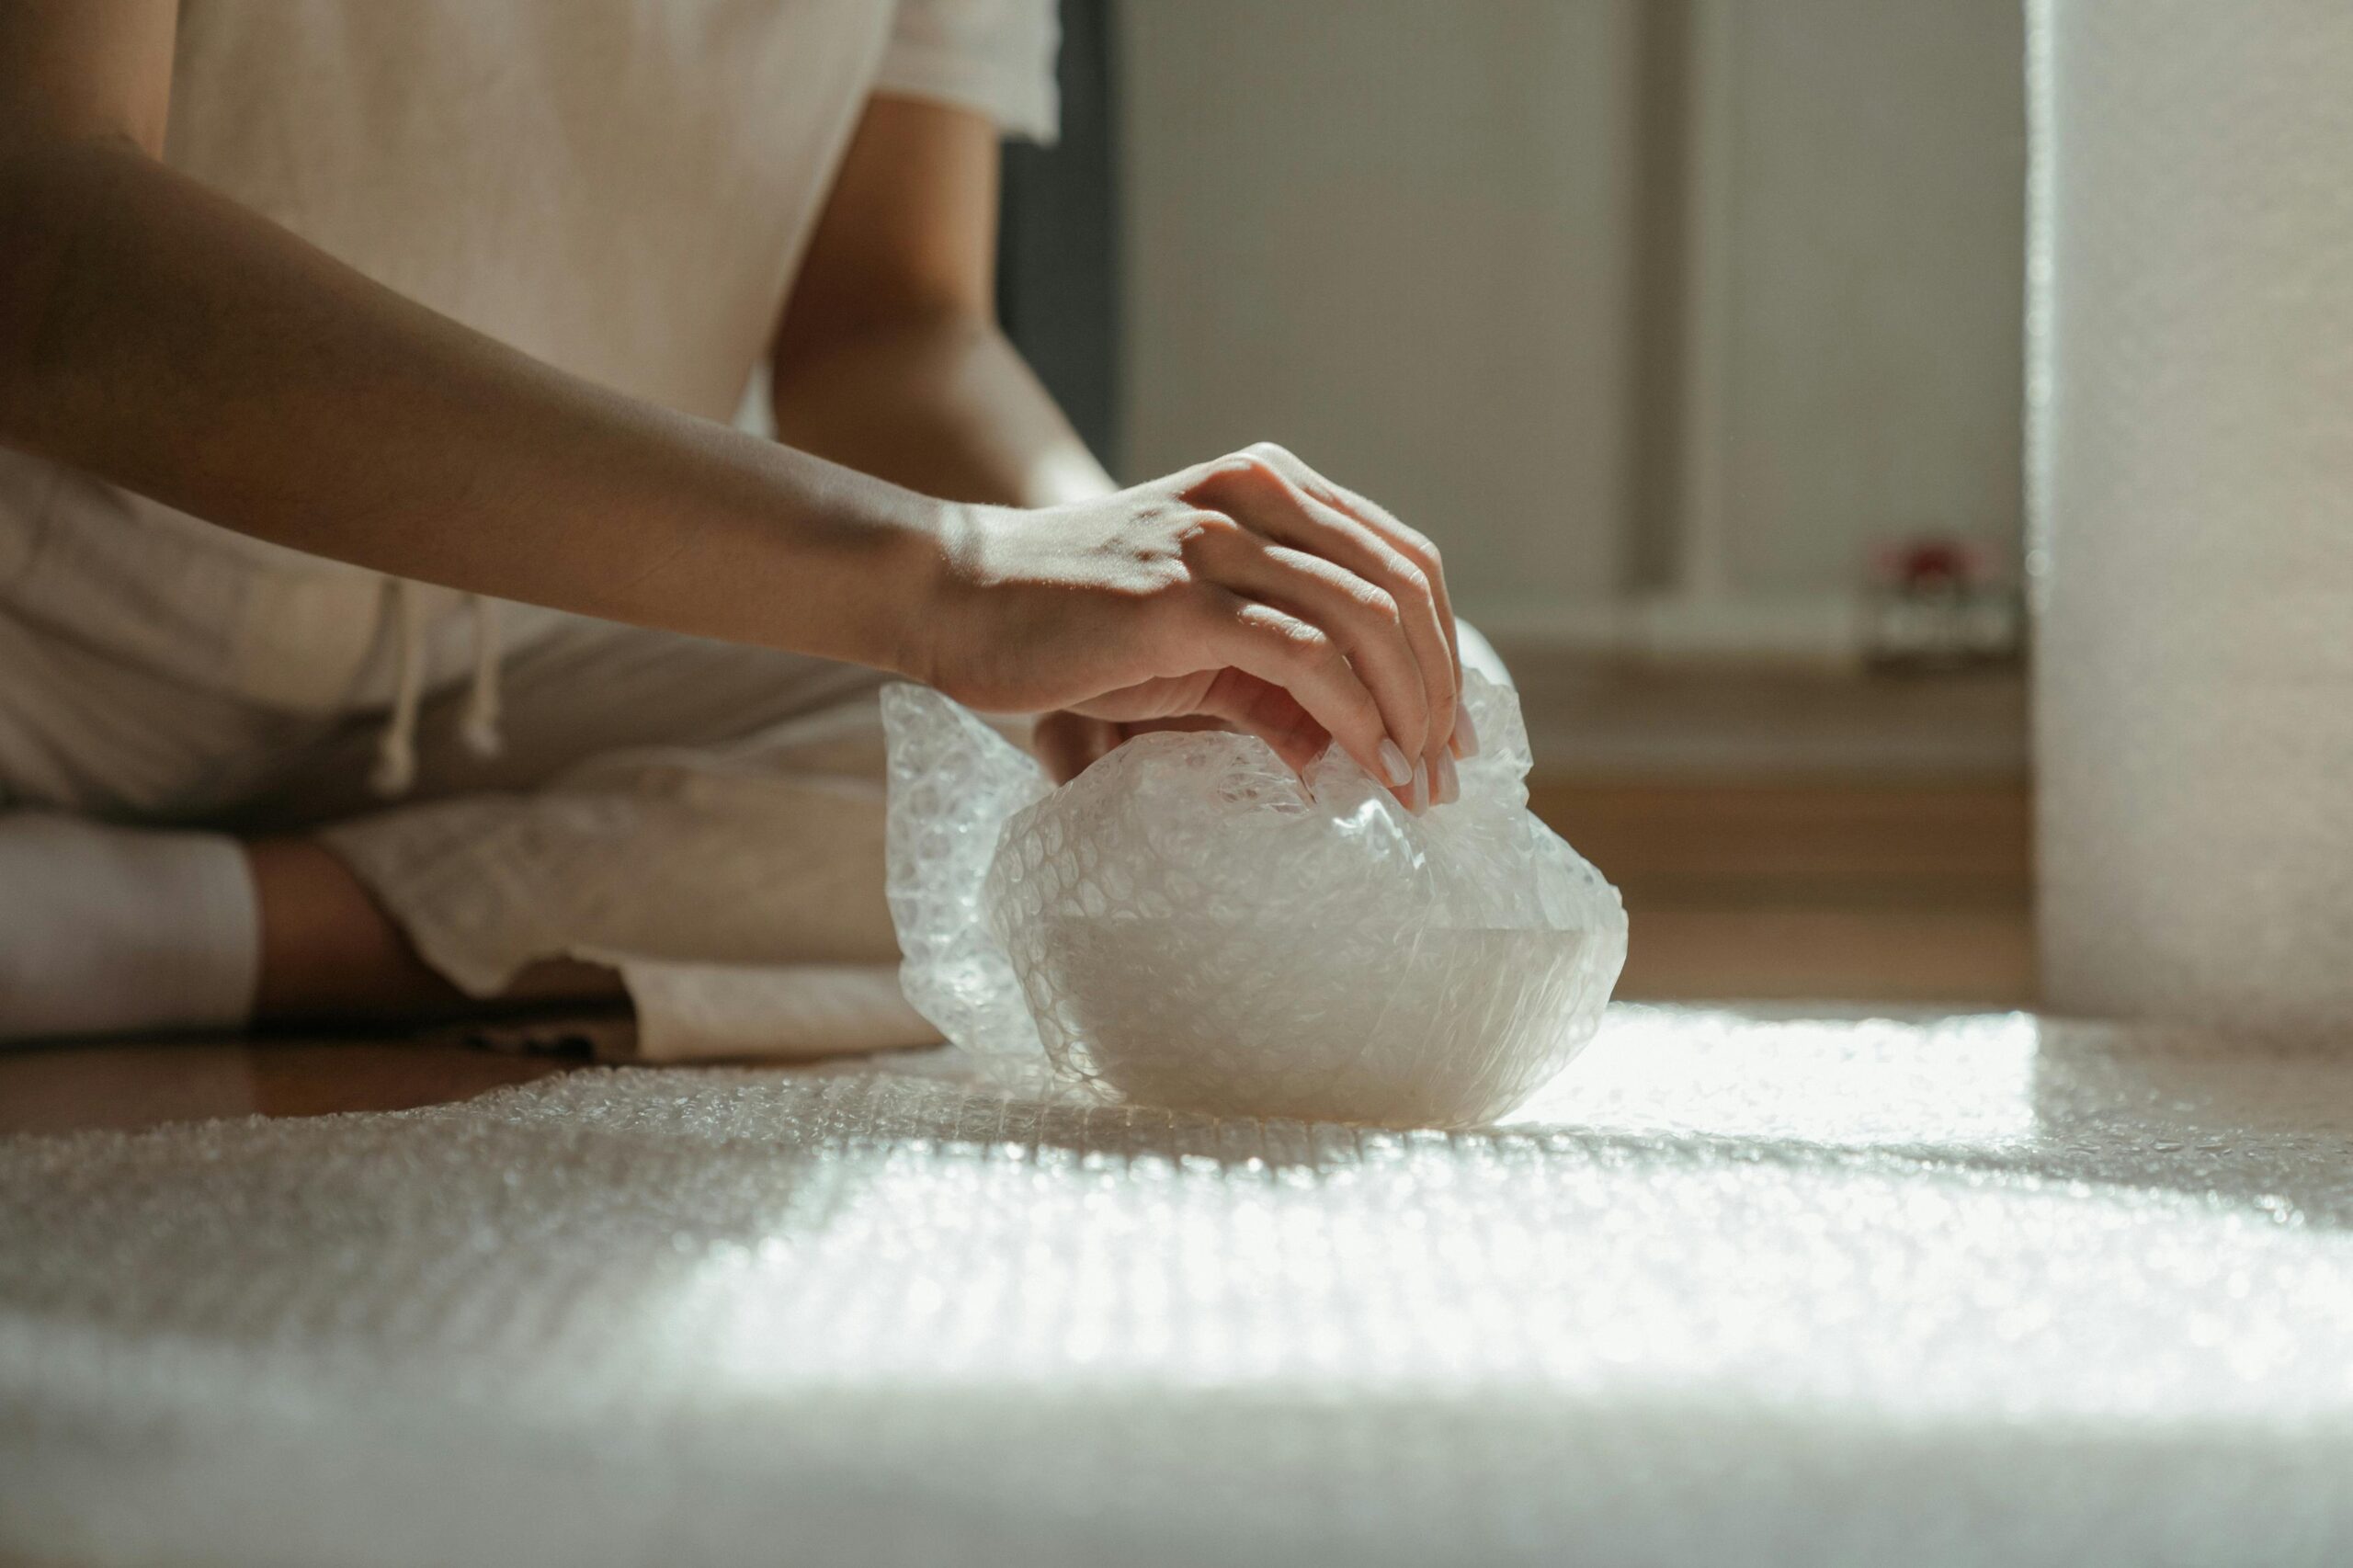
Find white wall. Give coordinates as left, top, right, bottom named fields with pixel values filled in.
left=1118, top=0, right=2026, bottom=654
left=1119, top=0, right=1642, bottom=626
left=1718, top=0, right=2026, bottom=598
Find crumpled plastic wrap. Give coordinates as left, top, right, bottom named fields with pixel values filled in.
left=882, top=670, right=1627, bottom=1126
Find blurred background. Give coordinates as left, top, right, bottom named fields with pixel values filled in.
left=1002, top=0, right=2032, bottom=1007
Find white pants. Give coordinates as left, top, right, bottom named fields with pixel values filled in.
left=0, top=476, right=931, bottom=1060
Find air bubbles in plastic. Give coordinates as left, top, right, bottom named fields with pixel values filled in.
left=883, top=670, right=1627, bottom=1127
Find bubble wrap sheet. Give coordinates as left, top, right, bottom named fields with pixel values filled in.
left=2029, top=0, right=2353, bottom=1036
left=10, top=1008, right=2353, bottom=1566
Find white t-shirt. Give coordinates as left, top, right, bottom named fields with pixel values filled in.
left=0, top=0, right=1057, bottom=709
left=167, top=0, right=1056, bottom=426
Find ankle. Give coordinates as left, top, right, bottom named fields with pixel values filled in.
left=244, top=837, right=626, bottom=1024
left=246, top=837, right=465, bottom=1021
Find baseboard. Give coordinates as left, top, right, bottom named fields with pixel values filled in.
left=1472, top=593, right=1869, bottom=668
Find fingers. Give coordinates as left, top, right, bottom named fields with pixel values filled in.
left=1189, top=589, right=1420, bottom=804
left=1116, top=674, right=1331, bottom=778
left=1189, top=449, right=1462, bottom=798
left=1230, top=443, right=1470, bottom=759
left=1186, top=526, right=1429, bottom=794
left=1188, top=670, right=1332, bottom=776
left=1048, top=680, right=1329, bottom=784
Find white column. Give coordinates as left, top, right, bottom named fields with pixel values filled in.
left=2029, top=0, right=2353, bottom=1037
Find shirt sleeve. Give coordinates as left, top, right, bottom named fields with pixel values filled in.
left=874, top=0, right=1061, bottom=144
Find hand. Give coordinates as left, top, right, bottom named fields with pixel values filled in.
left=913, top=443, right=1466, bottom=809
left=1031, top=701, right=1317, bottom=787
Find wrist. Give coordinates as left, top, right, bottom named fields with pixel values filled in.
left=878, top=494, right=981, bottom=687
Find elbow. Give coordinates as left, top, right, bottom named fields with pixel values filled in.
left=770, top=290, right=1000, bottom=393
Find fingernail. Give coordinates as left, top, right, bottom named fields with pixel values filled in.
left=1435, top=749, right=1460, bottom=805
left=1410, top=759, right=1431, bottom=814
left=1377, top=737, right=1414, bottom=787
left=1452, top=705, right=1480, bottom=757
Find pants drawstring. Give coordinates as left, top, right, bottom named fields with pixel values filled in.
left=370, top=581, right=506, bottom=797
left=460, top=592, right=505, bottom=759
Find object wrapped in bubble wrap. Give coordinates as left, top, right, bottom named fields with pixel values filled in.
left=882, top=670, right=1627, bottom=1127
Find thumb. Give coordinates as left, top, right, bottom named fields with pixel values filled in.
left=1190, top=669, right=1334, bottom=777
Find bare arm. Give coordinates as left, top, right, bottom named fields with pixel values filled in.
left=771, top=96, right=1110, bottom=509
left=0, top=1, right=940, bottom=672
left=768, top=99, right=1466, bottom=794
left=0, top=9, right=1460, bottom=801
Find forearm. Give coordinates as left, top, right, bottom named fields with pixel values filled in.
left=0, top=136, right=943, bottom=671
left=769, top=309, right=1113, bottom=509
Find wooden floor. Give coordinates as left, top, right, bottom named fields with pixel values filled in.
left=0, top=661, right=2033, bottom=1135
left=0, top=1032, right=570, bottom=1136
left=1529, top=774, right=2032, bottom=1006
left=1510, top=651, right=2031, bottom=1007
